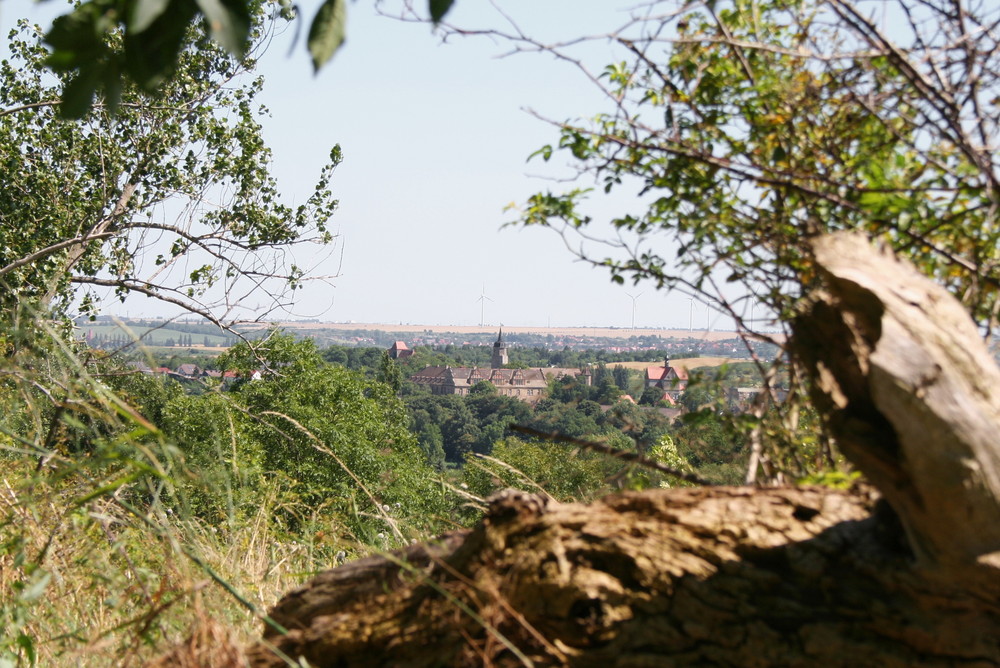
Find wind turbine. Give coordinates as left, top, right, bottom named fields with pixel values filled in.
left=626, top=292, right=643, bottom=330
left=476, top=285, right=494, bottom=327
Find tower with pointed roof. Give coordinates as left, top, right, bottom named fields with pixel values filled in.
left=491, top=328, right=508, bottom=369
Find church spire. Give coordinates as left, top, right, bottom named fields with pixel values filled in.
left=491, top=328, right=508, bottom=368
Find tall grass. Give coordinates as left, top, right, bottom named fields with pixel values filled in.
left=0, top=320, right=418, bottom=666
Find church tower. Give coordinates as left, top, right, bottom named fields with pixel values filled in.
left=491, top=328, right=508, bottom=368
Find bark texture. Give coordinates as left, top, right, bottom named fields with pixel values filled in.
left=240, top=234, right=1000, bottom=667
left=790, top=233, right=1000, bottom=572
left=247, top=487, right=1000, bottom=667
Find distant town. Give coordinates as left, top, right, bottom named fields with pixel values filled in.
left=78, top=316, right=782, bottom=359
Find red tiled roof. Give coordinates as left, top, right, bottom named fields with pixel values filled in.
left=645, top=364, right=689, bottom=381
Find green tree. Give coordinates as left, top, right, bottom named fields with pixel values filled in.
left=322, top=346, right=350, bottom=366
left=528, top=399, right=602, bottom=440
left=673, top=412, right=748, bottom=485
left=376, top=351, right=402, bottom=394
left=612, top=364, right=631, bottom=392
left=408, top=407, right=447, bottom=470
left=468, top=380, right=496, bottom=396
left=1, top=11, right=339, bottom=325
left=404, top=394, right=481, bottom=464
left=638, top=385, right=664, bottom=407
left=463, top=437, right=608, bottom=504
left=503, top=0, right=1000, bottom=478
left=207, top=335, right=450, bottom=536
left=465, top=389, right=531, bottom=455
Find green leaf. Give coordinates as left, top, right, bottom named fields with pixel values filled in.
left=15, top=634, right=36, bottom=666
left=309, top=0, right=347, bottom=72
left=528, top=145, right=553, bottom=162
left=101, top=57, right=123, bottom=115
left=429, top=0, right=455, bottom=23
left=123, top=4, right=197, bottom=91
left=130, top=0, right=172, bottom=33
left=44, top=11, right=99, bottom=52
left=19, top=570, right=52, bottom=603
left=195, top=0, right=252, bottom=56
left=59, top=66, right=101, bottom=119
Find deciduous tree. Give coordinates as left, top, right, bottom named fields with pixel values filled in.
left=467, top=0, right=1000, bottom=479
left=1, top=10, right=339, bottom=327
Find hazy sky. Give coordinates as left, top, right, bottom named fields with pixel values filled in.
left=6, top=1, right=736, bottom=331
left=253, top=1, right=718, bottom=329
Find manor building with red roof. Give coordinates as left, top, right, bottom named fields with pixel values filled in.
left=645, top=358, right=689, bottom=403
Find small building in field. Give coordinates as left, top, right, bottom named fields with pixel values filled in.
left=176, top=363, right=202, bottom=377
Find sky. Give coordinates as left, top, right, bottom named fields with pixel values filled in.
left=253, top=1, right=707, bottom=330
left=4, top=1, right=738, bottom=331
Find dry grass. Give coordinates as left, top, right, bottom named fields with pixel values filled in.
left=0, top=463, right=358, bottom=666
left=144, top=617, right=247, bottom=668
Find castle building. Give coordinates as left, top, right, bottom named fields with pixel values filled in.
left=408, top=329, right=587, bottom=403
left=409, top=365, right=549, bottom=401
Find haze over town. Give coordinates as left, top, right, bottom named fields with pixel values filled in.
left=1, top=1, right=766, bottom=330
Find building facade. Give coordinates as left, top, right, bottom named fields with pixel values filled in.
left=645, top=358, right=689, bottom=403
left=409, top=365, right=549, bottom=401
left=388, top=341, right=414, bottom=359
left=408, top=329, right=588, bottom=403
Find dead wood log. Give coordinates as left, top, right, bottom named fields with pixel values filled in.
left=790, top=233, right=1000, bottom=573
left=244, top=234, right=1000, bottom=667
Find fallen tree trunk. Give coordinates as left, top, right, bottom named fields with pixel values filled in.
left=238, top=233, right=1000, bottom=666
left=246, top=487, right=999, bottom=667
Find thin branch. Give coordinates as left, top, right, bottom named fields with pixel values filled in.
left=0, top=233, right=114, bottom=279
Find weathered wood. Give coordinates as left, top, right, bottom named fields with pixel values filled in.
left=231, top=233, right=1000, bottom=666
left=246, top=487, right=1000, bottom=667
left=791, top=233, right=1000, bottom=572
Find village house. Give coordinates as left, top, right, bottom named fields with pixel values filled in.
left=176, top=363, right=201, bottom=377
left=645, top=358, right=689, bottom=403
left=387, top=341, right=413, bottom=359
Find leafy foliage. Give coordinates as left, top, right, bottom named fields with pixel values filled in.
left=1, top=11, right=340, bottom=327
left=41, top=0, right=457, bottom=117
left=462, top=437, right=609, bottom=504
left=494, top=0, right=1000, bottom=479
left=0, top=6, right=450, bottom=661
left=171, top=335, right=452, bottom=538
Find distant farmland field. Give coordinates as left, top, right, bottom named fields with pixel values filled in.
left=261, top=322, right=767, bottom=343
left=77, top=324, right=230, bottom=348
left=613, top=357, right=743, bottom=372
